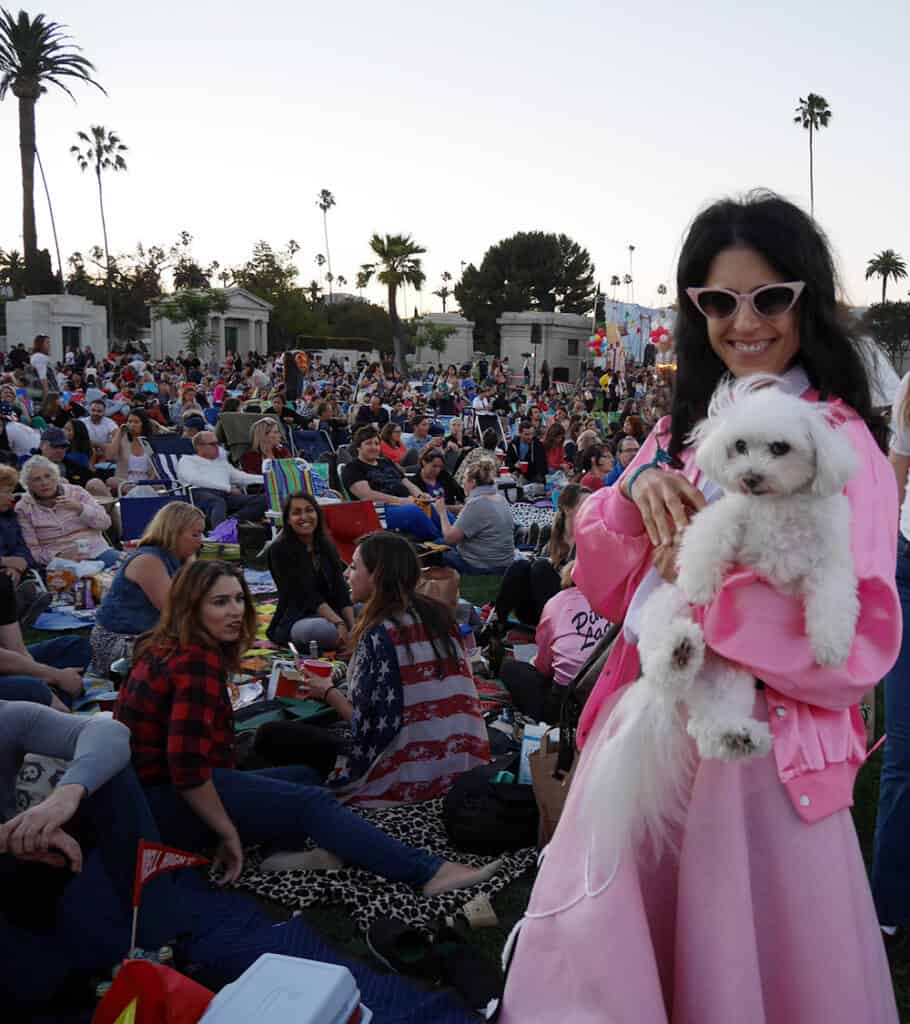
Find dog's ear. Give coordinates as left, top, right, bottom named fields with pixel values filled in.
left=692, top=417, right=731, bottom=483
left=805, top=406, right=857, bottom=496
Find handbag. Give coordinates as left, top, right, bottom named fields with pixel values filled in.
left=416, top=566, right=460, bottom=612
left=522, top=620, right=622, bottom=844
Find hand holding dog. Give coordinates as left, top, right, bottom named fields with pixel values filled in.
left=622, top=469, right=705, bottom=547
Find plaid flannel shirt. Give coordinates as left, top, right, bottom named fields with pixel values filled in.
left=116, top=641, right=235, bottom=790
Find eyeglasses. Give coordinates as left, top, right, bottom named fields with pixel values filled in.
left=685, top=281, right=805, bottom=321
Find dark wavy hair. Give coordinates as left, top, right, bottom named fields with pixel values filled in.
left=278, top=491, right=342, bottom=566
left=351, top=532, right=457, bottom=664
left=668, top=190, right=886, bottom=459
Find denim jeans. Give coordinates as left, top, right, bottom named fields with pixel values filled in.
left=0, top=635, right=92, bottom=706
left=144, top=765, right=443, bottom=886
left=384, top=503, right=455, bottom=542
left=0, top=765, right=183, bottom=1007
left=872, top=533, right=910, bottom=925
left=193, top=488, right=269, bottom=527
left=443, top=548, right=513, bottom=576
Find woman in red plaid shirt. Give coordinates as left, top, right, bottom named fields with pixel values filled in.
left=116, top=560, right=498, bottom=892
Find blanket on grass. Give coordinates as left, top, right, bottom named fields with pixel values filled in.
left=232, top=796, right=536, bottom=934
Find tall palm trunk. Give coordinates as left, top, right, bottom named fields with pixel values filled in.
left=388, top=282, right=404, bottom=372
left=95, top=165, right=113, bottom=341
left=16, top=90, right=38, bottom=279
left=323, top=212, right=333, bottom=302
left=882, top=275, right=887, bottom=304
left=808, top=122, right=814, bottom=217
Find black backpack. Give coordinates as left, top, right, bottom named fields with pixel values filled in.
left=442, top=752, right=539, bottom=855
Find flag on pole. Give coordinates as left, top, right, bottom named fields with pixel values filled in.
left=132, top=840, right=210, bottom=907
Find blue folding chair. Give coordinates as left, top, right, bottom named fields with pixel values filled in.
left=119, top=494, right=189, bottom=542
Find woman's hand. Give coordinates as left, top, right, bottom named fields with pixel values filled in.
left=298, top=669, right=334, bottom=701
left=212, top=829, right=244, bottom=886
left=622, top=469, right=706, bottom=547
left=652, top=538, right=681, bottom=583
left=433, top=495, right=447, bottom=516
left=2, top=556, right=28, bottom=574
left=55, top=497, right=83, bottom=514
left=0, top=783, right=84, bottom=858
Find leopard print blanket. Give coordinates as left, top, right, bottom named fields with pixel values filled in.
left=232, top=797, right=537, bottom=934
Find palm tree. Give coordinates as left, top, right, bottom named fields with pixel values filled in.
left=0, top=247, right=26, bottom=296
left=71, top=125, right=127, bottom=340
left=357, top=233, right=426, bottom=371
left=433, top=271, right=453, bottom=313
left=316, top=189, right=336, bottom=301
left=610, top=274, right=621, bottom=300
left=793, top=93, right=832, bottom=217
left=336, top=274, right=347, bottom=291
left=865, top=250, right=908, bottom=304
left=306, top=279, right=323, bottom=304
left=0, top=10, right=104, bottom=286
left=623, top=273, right=633, bottom=302
left=657, top=283, right=668, bottom=306
left=315, top=253, right=326, bottom=286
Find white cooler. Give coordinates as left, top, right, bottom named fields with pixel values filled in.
left=199, top=953, right=372, bottom=1024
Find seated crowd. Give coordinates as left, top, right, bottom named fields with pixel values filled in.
left=0, top=341, right=668, bottom=1013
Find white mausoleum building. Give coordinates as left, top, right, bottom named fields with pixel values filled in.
left=3, top=294, right=108, bottom=360
left=497, top=311, right=593, bottom=382
left=148, top=288, right=272, bottom=361
left=413, top=312, right=474, bottom=367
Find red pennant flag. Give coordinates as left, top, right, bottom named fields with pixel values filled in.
left=132, top=840, right=210, bottom=907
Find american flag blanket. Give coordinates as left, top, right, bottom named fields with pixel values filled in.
left=328, top=613, right=490, bottom=808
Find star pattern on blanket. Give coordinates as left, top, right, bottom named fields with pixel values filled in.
left=329, top=626, right=403, bottom=785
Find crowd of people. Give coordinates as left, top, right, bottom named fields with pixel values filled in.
left=0, top=189, right=907, bottom=1021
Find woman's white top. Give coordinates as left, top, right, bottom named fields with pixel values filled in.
left=889, top=372, right=910, bottom=541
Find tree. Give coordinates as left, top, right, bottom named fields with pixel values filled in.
left=455, top=231, right=596, bottom=349
left=0, top=9, right=103, bottom=288
left=357, top=233, right=426, bottom=371
left=623, top=273, right=633, bottom=302
left=433, top=270, right=453, bottom=312
left=416, top=319, right=455, bottom=358
left=793, top=93, right=832, bottom=217
left=657, top=283, right=668, bottom=301
left=861, top=302, right=910, bottom=370
left=865, top=250, right=907, bottom=304
left=0, top=247, right=26, bottom=297
left=315, top=252, right=326, bottom=285
left=610, top=274, right=621, bottom=300
left=317, top=189, right=336, bottom=301
left=336, top=274, right=347, bottom=290
left=153, top=289, right=229, bottom=358
left=71, top=124, right=128, bottom=340
left=306, top=279, right=323, bottom=304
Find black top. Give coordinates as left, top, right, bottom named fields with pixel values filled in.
left=411, top=467, right=465, bottom=505
left=354, top=405, right=390, bottom=428
left=341, top=457, right=409, bottom=498
left=505, top=437, right=548, bottom=484
left=265, top=531, right=352, bottom=644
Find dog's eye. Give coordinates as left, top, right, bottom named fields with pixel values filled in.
left=768, top=441, right=791, bottom=457
left=734, top=439, right=748, bottom=455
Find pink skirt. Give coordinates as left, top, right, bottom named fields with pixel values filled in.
left=499, top=691, right=897, bottom=1024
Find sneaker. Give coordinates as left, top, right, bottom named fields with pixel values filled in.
left=17, top=584, right=52, bottom=629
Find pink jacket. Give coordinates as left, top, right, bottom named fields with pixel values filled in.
left=534, top=587, right=608, bottom=688
left=573, top=400, right=900, bottom=824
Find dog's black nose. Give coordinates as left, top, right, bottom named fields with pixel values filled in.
left=742, top=474, right=763, bottom=492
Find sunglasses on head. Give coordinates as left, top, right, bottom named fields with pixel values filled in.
left=686, top=281, right=805, bottom=321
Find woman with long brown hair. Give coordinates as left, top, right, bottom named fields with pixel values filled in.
left=117, top=560, right=498, bottom=889
left=258, top=532, right=489, bottom=807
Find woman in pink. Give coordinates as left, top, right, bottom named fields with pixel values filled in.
left=499, top=193, right=900, bottom=1023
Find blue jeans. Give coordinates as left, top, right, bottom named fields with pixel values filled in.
left=0, top=635, right=91, bottom=706
left=443, top=548, right=513, bottom=576
left=144, top=765, right=443, bottom=886
left=0, top=765, right=183, bottom=1007
left=872, top=534, right=910, bottom=925
left=384, top=503, right=456, bottom=542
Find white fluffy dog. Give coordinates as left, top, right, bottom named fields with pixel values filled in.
left=583, top=378, right=859, bottom=860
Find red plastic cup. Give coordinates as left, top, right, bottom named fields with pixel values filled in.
left=302, top=659, right=333, bottom=679
left=499, top=466, right=510, bottom=476
left=518, top=460, right=529, bottom=475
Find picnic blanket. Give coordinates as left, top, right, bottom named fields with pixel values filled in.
left=233, top=796, right=537, bottom=934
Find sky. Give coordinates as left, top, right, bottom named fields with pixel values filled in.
left=1, top=0, right=908, bottom=316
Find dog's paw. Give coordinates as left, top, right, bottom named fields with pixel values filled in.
left=688, top=717, right=772, bottom=761
left=641, top=619, right=705, bottom=693
left=676, top=564, right=721, bottom=607
left=809, top=629, right=853, bottom=668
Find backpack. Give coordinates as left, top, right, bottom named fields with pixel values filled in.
left=442, top=752, right=539, bottom=855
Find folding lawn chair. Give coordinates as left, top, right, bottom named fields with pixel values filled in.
left=263, top=458, right=338, bottom=530
left=322, top=501, right=384, bottom=564
left=119, top=494, right=190, bottom=543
